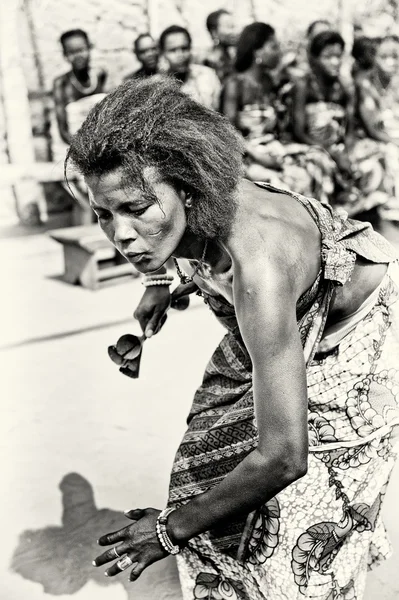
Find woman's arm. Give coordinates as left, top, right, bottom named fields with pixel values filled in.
left=221, top=77, right=239, bottom=126
left=292, top=78, right=317, bottom=146
left=53, top=77, right=71, bottom=145
left=358, top=82, right=396, bottom=144
left=167, top=233, right=308, bottom=544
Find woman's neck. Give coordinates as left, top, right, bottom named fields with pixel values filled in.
left=174, top=234, right=230, bottom=271
left=246, top=63, right=269, bottom=84
left=72, top=66, right=90, bottom=83
left=312, top=64, right=338, bottom=87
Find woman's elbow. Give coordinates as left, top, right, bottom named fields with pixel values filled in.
left=257, top=443, right=308, bottom=485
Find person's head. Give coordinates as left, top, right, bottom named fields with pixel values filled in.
left=351, top=36, right=376, bottom=72
left=235, top=22, right=280, bottom=72
left=159, top=25, right=192, bottom=74
left=309, top=31, right=345, bottom=78
left=66, top=77, right=244, bottom=272
left=134, top=33, right=158, bottom=71
left=206, top=9, right=237, bottom=47
left=60, top=29, right=91, bottom=71
left=306, top=20, right=331, bottom=41
left=373, top=35, right=399, bottom=78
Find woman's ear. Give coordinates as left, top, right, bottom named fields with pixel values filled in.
left=178, top=187, right=193, bottom=208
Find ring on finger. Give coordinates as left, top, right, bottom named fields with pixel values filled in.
left=117, top=556, right=133, bottom=571
left=111, top=547, right=121, bottom=559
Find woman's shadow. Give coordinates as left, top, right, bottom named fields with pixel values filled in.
left=10, top=473, right=182, bottom=598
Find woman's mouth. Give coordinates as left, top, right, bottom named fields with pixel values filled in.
left=126, top=252, right=146, bottom=264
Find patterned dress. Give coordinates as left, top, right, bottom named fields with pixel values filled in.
left=168, top=185, right=399, bottom=600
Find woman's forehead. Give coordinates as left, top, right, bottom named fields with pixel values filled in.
left=85, top=167, right=162, bottom=195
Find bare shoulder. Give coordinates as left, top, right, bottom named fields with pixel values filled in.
left=227, top=180, right=321, bottom=296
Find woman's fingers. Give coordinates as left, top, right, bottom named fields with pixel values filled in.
left=105, top=553, right=138, bottom=577
left=93, top=542, right=131, bottom=567
left=129, top=561, right=147, bottom=581
left=145, top=310, right=166, bottom=338
left=97, top=526, right=128, bottom=546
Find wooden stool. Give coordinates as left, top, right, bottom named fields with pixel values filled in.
left=49, top=225, right=140, bottom=290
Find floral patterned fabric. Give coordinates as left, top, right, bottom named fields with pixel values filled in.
left=168, top=186, right=399, bottom=599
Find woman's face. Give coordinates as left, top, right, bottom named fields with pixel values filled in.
left=256, top=35, right=281, bottom=70
left=317, top=43, right=343, bottom=78
left=86, top=167, right=188, bottom=273
left=163, top=32, right=191, bottom=73
left=375, top=39, right=399, bottom=78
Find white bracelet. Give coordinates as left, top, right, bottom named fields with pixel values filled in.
left=156, top=507, right=180, bottom=555
left=143, top=279, right=173, bottom=287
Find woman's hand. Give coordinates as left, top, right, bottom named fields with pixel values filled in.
left=93, top=508, right=168, bottom=581
left=134, top=286, right=172, bottom=338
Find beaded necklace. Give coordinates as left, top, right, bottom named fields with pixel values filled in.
left=69, top=70, right=99, bottom=95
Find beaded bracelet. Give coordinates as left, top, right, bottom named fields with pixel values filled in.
left=143, top=279, right=173, bottom=287
left=156, top=507, right=180, bottom=555
left=142, top=273, right=174, bottom=287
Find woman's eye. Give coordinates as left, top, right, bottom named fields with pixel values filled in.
left=96, top=211, right=111, bottom=221
left=129, top=206, right=149, bottom=217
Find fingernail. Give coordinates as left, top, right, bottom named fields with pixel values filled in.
left=92, top=561, right=97, bottom=567
left=96, top=539, right=100, bottom=544
left=104, top=572, right=109, bottom=577
left=146, top=330, right=153, bottom=338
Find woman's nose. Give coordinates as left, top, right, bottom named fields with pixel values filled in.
left=113, top=215, right=137, bottom=245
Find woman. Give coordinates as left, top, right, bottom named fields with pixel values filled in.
left=293, top=31, right=393, bottom=217
left=159, top=24, right=221, bottom=111
left=222, top=23, right=335, bottom=203
left=356, top=35, right=399, bottom=222
left=67, top=78, right=399, bottom=599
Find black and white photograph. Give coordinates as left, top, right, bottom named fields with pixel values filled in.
left=2, top=0, right=399, bottom=598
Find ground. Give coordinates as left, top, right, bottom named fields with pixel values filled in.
left=1, top=223, right=399, bottom=600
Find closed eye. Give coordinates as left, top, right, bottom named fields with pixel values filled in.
left=125, top=205, right=150, bottom=217
left=94, top=209, right=112, bottom=221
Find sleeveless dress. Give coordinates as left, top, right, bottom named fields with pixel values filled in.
left=168, top=184, right=399, bottom=600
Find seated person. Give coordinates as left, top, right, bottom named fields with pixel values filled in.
left=159, top=25, right=221, bottom=111
left=53, top=29, right=107, bottom=223
left=53, top=29, right=107, bottom=145
left=293, top=31, right=395, bottom=217
left=124, top=33, right=159, bottom=80
left=221, top=22, right=336, bottom=202
left=356, top=35, right=399, bottom=221
left=203, top=9, right=237, bottom=83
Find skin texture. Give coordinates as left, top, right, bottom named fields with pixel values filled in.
left=87, top=169, right=388, bottom=580
left=358, top=39, right=399, bottom=145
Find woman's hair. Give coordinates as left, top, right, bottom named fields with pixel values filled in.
left=159, top=25, right=192, bottom=51
left=235, top=22, right=275, bottom=72
left=206, top=9, right=230, bottom=34
left=66, top=77, right=244, bottom=240
left=309, top=30, right=345, bottom=58
left=351, top=36, right=376, bottom=70
left=306, top=20, right=331, bottom=39
left=60, top=29, right=90, bottom=51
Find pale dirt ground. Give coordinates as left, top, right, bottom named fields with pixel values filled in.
left=1, top=225, right=398, bottom=600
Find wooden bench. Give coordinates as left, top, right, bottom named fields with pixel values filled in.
left=49, top=225, right=140, bottom=290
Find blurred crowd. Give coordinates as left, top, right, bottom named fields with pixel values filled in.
left=53, top=10, right=399, bottom=221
